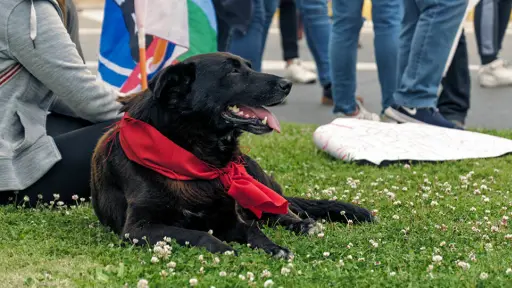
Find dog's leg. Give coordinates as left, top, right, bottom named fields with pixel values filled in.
left=219, top=219, right=294, bottom=259
left=122, top=205, right=235, bottom=254
left=216, top=206, right=293, bottom=259
left=287, top=197, right=375, bottom=223
left=262, top=209, right=324, bottom=236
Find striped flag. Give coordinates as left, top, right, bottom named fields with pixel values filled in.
left=97, top=0, right=217, bottom=94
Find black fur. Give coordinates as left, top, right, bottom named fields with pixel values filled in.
left=91, top=52, right=374, bottom=258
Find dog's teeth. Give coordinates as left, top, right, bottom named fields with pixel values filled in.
left=228, top=105, right=240, bottom=113
left=262, top=116, right=268, bottom=125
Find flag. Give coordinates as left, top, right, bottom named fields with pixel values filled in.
left=97, top=0, right=217, bottom=94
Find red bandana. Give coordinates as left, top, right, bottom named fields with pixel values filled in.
left=111, top=114, right=289, bottom=218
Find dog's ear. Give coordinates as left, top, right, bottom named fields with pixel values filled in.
left=148, top=62, right=196, bottom=104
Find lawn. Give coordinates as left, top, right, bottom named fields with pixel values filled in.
left=1, top=123, right=511, bottom=288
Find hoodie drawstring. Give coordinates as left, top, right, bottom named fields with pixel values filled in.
left=30, top=0, right=37, bottom=48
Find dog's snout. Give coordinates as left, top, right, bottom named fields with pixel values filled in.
left=278, top=78, right=292, bottom=93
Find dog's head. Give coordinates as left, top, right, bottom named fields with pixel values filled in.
left=123, top=52, right=292, bottom=136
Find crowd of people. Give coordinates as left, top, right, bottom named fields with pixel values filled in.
left=214, top=0, right=512, bottom=130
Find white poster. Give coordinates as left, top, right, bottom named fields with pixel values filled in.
left=313, top=119, right=512, bottom=165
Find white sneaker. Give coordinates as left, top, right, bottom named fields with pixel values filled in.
left=284, top=59, right=317, bottom=84
left=335, top=99, right=381, bottom=122
left=478, top=59, right=512, bottom=88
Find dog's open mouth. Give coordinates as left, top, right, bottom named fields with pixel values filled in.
left=222, top=105, right=281, bottom=133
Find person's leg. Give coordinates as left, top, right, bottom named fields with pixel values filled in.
left=330, top=0, right=364, bottom=115
left=0, top=119, right=118, bottom=206
left=228, top=0, right=267, bottom=72
left=371, top=0, right=402, bottom=113
left=474, top=0, right=512, bottom=87
left=474, top=0, right=500, bottom=65
left=46, top=113, right=94, bottom=137
left=279, top=0, right=317, bottom=84
left=438, top=32, right=470, bottom=128
left=496, top=0, right=512, bottom=52
left=295, top=0, right=331, bottom=87
left=386, top=0, right=468, bottom=129
left=279, top=0, right=299, bottom=61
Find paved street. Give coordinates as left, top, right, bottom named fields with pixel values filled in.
left=77, top=9, right=512, bottom=129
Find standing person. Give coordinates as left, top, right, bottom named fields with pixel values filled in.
left=330, top=0, right=402, bottom=121
left=474, top=0, right=512, bottom=87
left=279, top=0, right=317, bottom=84
left=438, top=32, right=471, bottom=129
left=0, top=0, right=121, bottom=205
left=225, top=0, right=333, bottom=105
left=384, top=0, right=469, bottom=129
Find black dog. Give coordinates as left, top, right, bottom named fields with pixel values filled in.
left=91, top=52, right=374, bottom=258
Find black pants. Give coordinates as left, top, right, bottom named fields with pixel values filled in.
left=279, top=0, right=299, bottom=61
left=438, top=32, right=471, bottom=125
left=0, top=114, right=118, bottom=206
left=474, top=0, right=512, bottom=65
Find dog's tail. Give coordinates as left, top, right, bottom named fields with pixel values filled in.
left=286, top=197, right=375, bottom=224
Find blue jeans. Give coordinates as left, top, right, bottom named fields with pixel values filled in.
left=393, top=0, right=468, bottom=108
left=330, top=0, right=402, bottom=114
left=228, top=0, right=332, bottom=87
left=227, top=0, right=279, bottom=72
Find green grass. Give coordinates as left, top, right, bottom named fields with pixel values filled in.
left=1, top=123, right=511, bottom=288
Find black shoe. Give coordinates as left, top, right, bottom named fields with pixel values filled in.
left=322, top=83, right=333, bottom=106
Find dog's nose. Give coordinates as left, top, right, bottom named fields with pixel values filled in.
left=278, top=78, right=292, bottom=93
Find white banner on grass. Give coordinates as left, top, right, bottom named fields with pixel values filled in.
left=313, top=118, right=512, bottom=165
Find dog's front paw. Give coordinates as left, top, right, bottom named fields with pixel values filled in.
left=300, top=219, right=324, bottom=235
left=197, top=235, right=236, bottom=254
left=271, top=246, right=294, bottom=260
left=289, top=219, right=324, bottom=235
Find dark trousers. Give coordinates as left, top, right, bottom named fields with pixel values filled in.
left=474, top=0, right=512, bottom=65
left=438, top=32, right=470, bottom=124
left=0, top=114, right=118, bottom=206
left=279, top=0, right=299, bottom=61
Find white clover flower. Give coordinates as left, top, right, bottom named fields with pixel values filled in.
left=246, top=272, right=255, bottom=281
left=263, top=279, right=274, bottom=288
left=392, top=215, right=400, bottom=220
left=57, top=201, right=64, bottom=206
left=317, top=233, right=325, bottom=238
left=132, top=238, right=139, bottom=244
left=167, top=261, right=176, bottom=269
left=389, top=272, right=396, bottom=277
left=506, top=268, right=512, bottom=275
left=137, top=279, right=149, bottom=288
left=323, top=252, right=330, bottom=257
left=150, top=256, right=159, bottom=264
left=479, top=272, right=489, bottom=280
left=208, top=230, right=213, bottom=235
left=72, top=195, right=79, bottom=201
left=198, top=255, right=204, bottom=261
left=280, top=267, right=291, bottom=275
left=53, top=194, right=60, bottom=200
left=218, top=271, right=227, bottom=277
left=261, top=270, right=272, bottom=278
left=160, top=270, right=168, bottom=277
left=456, top=261, right=470, bottom=270
left=189, top=278, right=198, bottom=286
left=238, top=275, right=245, bottom=280
left=432, top=255, right=443, bottom=262
left=214, top=257, right=220, bottom=264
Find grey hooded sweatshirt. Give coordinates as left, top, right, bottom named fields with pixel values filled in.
left=0, top=0, right=122, bottom=191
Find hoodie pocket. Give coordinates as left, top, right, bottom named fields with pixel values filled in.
left=13, top=111, right=42, bottom=154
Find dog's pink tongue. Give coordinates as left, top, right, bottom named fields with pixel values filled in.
left=239, top=106, right=281, bottom=133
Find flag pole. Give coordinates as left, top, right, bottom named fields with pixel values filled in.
left=135, top=0, right=148, bottom=90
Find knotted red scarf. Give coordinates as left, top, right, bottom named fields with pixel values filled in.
left=112, top=114, right=289, bottom=218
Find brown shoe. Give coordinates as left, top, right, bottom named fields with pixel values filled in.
left=322, top=84, right=333, bottom=106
